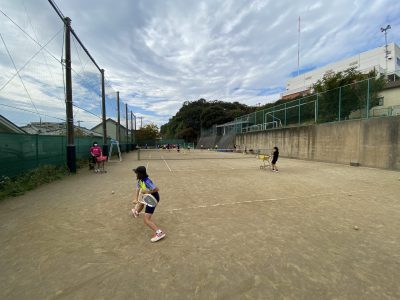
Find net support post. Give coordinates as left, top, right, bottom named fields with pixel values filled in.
left=64, top=16, right=76, bottom=173
left=137, top=148, right=141, bottom=161
left=125, top=103, right=129, bottom=153
left=101, top=69, right=107, bottom=151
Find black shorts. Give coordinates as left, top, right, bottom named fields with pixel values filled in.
left=271, top=158, right=278, bottom=164
left=145, top=192, right=160, bottom=214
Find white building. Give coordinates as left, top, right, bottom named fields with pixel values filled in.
left=282, top=43, right=400, bottom=99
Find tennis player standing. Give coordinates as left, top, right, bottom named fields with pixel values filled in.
left=271, top=146, right=279, bottom=172
left=132, top=166, right=166, bottom=242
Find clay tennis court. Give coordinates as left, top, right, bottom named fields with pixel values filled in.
left=1, top=150, right=399, bottom=299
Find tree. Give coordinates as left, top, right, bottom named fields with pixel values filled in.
left=313, top=68, right=385, bottom=122
left=136, top=123, right=159, bottom=141
left=160, top=98, right=255, bottom=142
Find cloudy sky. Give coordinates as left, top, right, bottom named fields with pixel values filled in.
left=1, top=0, right=399, bottom=128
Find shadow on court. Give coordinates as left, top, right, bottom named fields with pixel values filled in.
left=0, top=151, right=399, bottom=299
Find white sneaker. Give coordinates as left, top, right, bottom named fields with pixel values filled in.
left=150, top=231, right=166, bottom=242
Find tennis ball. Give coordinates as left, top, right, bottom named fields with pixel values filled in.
left=353, top=226, right=359, bottom=230
left=111, top=191, right=115, bottom=194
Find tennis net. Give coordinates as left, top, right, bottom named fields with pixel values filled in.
left=136, top=148, right=270, bottom=160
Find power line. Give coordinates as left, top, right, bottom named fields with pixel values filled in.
left=23, top=1, right=57, bottom=88
left=0, top=9, right=62, bottom=65
left=0, top=32, right=39, bottom=115
left=48, top=0, right=102, bottom=72
left=72, top=103, right=102, bottom=119
left=0, top=28, right=63, bottom=92
left=0, top=103, right=65, bottom=122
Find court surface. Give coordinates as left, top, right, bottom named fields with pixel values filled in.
left=0, top=150, right=399, bottom=299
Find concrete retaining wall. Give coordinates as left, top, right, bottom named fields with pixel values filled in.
left=235, top=116, right=400, bottom=170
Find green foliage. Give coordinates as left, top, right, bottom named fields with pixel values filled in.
left=136, top=123, right=159, bottom=141
left=161, top=98, right=254, bottom=142
left=0, top=165, right=69, bottom=201
left=313, top=68, right=385, bottom=122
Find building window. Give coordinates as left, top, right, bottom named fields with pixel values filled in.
left=397, top=57, right=400, bottom=66
left=378, top=96, right=384, bottom=106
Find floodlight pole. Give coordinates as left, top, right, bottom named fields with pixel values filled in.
left=64, top=17, right=76, bottom=173
left=381, top=25, right=391, bottom=78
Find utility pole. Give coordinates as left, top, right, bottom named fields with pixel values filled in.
left=381, top=25, right=391, bottom=78
left=64, top=17, right=76, bottom=173
left=139, top=116, right=143, bottom=128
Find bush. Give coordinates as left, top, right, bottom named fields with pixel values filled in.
left=0, top=164, right=70, bottom=201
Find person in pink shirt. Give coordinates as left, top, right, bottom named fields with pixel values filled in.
left=90, top=142, right=102, bottom=173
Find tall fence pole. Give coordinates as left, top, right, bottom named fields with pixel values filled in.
left=101, top=69, right=108, bottom=155
left=130, top=111, right=134, bottom=148
left=125, top=103, right=129, bottom=152
left=116, top=91, right=120, bottom=142
left=64, top=17, right=76, bottom=173
left=338, top=87, right=342, bottom=121
left=298, top=99, right=301, bottom=125
left=284, top=103, right=287, bottom=126
left=366, top=78, right=370, bottom=119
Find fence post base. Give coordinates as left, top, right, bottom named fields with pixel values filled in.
left=66, top=145, right=76, bottom=173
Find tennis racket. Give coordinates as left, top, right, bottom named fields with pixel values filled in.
left=139, top=193, right=158, bottom=207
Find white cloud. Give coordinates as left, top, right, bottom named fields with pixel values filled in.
left=1, top=0, right=399, bottom=128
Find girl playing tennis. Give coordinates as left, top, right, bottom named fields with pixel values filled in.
left=131, top=166, right=166, bottom=242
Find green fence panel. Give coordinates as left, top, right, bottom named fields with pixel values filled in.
left=0, top=133, right=111, bottom=178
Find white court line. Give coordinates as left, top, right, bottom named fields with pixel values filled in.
left=162, top=156, right=172, bottom=172
left=163, top=168, right=257, bottom=172
left=161, top=190, right=368, bottom=213
left=146, top=161, right=149, bottom=170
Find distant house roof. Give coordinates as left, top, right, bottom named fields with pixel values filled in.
left=21, top=122, right=102, bottom=137
left=0, top=115, right=26, bottom=134
left=91, top=118, right=127, bottom=131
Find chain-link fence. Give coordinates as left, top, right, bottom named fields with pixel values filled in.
left=234, top=78, right=383, bottom=134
